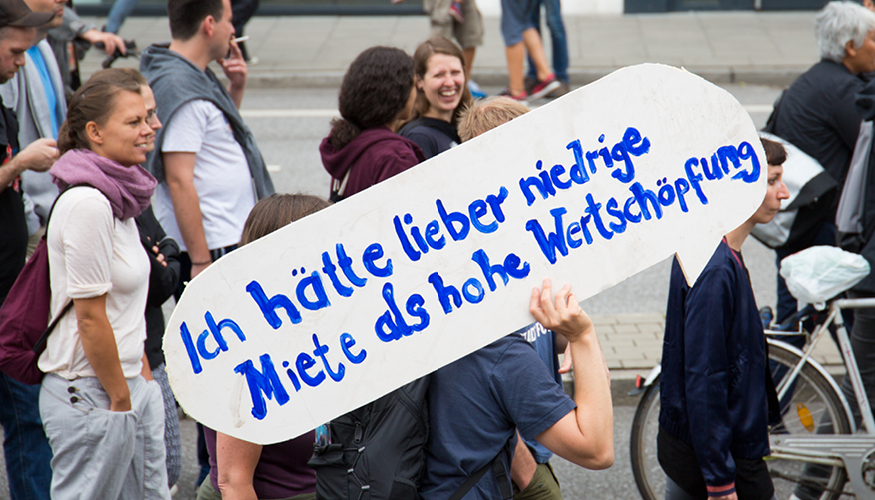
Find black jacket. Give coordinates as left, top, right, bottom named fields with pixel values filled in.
left=136, top=206, right=180, bottom=368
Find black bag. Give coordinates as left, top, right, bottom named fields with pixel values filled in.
left=309, top=376, right=431, bottom=500
left=308, top=374, right=514, bottom=500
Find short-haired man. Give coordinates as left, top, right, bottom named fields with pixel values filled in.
left=422, top=97, right=612, bottom=499
left=0, top=1, right=66, bottom=498
left=767, top=0, right=875, bottom=324
left=139, top=0, right=274, bottom=290
left=0, top=0, right=64, bottom=250
left=458, top=95, right=529, bottom=142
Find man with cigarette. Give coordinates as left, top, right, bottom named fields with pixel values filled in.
left=140, top=0, right=274, bottom=295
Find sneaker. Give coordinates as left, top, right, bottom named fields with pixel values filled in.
left=468, top=80, right=487, bottom=99
left=524, top=76, right=537, bottom=95
left=528, top=73, right=561, bottom=100
left=546, top=81, right=571, bottom=98
left=247, top=56, right=260, bottom=66
left=499, top=88, right=528, bottom=103
left=449, top=2, right=464, bottom=23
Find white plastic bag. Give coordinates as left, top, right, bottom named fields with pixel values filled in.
left=779, top=246, right=870, bottom=305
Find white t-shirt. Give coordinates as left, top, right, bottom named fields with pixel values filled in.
left=155, top=99, right=256, bottom=252
left=39, top=187, right=149, bottom=379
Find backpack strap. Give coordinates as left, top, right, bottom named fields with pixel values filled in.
left=448, top=439, right=514, bottom=500
left=329, top=169, right=351, bottom=203
left=30, top=183, right=94, bottom=353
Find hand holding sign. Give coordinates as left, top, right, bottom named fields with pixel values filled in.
left=163, top=64, right=766, bottom=444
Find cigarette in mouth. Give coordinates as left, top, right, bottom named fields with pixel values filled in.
left=232, top=36, right=250, bottom=43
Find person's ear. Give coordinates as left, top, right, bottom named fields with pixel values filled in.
left=415, top=76, right=423, bottom=91
left=846, top=39, right=858, bottom=59
left=203, top=14, right=216, bottom=38
left=85, top=121, right=103, bottom=145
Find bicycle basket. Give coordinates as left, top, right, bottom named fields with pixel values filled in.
left=779, top=246, right=870, bottom=305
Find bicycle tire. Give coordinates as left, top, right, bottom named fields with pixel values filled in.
left=629, top=341, right=851, bottom=500
left=630, top=376, right=662, bottom=500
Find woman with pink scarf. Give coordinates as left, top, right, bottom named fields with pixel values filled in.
left=37, top=70, right=171, bottom=500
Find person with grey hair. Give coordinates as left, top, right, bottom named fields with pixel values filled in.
left=764, top=0, right=875, bottom=327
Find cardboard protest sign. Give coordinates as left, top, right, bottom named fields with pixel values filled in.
left=163, top=63, right=766, bottom=444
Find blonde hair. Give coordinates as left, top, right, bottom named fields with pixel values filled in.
left=457, top=96, right=529, bottom=142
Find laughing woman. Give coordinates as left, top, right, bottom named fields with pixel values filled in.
left=399, top=37, right=474, bottom=159
left=38, top=72, right=170, bottom=499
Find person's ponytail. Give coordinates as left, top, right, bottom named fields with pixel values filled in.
left=328, top=118, right=362, bottom=150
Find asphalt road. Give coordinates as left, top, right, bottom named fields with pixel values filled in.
left=0, top=83, right=783, bottom=499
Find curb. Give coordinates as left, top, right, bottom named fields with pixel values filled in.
left=240, top=66, right=807, bottom=90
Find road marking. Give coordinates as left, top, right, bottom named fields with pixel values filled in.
left=744, top=104, right=773, bottom=113
left=267, top=165, right=282, bottom=172
left=240, top=109, right=339, bottom=118
left=239, top=105, right=772, bottom=118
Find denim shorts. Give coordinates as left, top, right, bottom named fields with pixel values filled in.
left=501, top=0, right=539, bottom=45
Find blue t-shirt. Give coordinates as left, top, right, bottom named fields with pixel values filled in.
left=516, top=323, right=562, bottom=463
left=421, top=335, right=576, bottom=500
left=26, top=46, right=59, bottom=139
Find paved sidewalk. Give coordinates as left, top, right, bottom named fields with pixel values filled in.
left=590, top=313, right=845, bottom=380
left=79, top=11, right=821, bottom=88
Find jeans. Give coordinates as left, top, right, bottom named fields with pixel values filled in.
left=0, top=372, right=52, bottom=500
left=232, top=0, right=260, bottom=60
left=526, top=0, right=569, bottom=83
left=105, top=0, right=140, bottom=34
left=666, top=476, right=777, bottom=500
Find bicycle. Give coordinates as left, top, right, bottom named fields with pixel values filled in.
left=629, top=295, right=875, bottom=500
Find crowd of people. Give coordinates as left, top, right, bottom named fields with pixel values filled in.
left=2, top=0, right=875, bottom=499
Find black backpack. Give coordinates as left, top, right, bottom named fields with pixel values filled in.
left=308, top=375, right=513, bottom=500
left=309, top=376, right=431, bottom=500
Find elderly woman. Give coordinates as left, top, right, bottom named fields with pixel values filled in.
left=766, top=0, right=875, bottom=325
left=38, top=71, right=170, bottom=499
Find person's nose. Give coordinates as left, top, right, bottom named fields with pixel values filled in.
left=778, top=181, right=790, bottom=200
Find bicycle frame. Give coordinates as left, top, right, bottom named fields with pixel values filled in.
left=631, top=297, right=875, bottom=498
left=767, top=298, right=875, bottom=499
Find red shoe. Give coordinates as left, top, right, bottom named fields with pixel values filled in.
left=529, top=73, right=561, bottom=100
left=499, top=88, right=528, bottom=103
left=449, top=2, right=464, bottom=23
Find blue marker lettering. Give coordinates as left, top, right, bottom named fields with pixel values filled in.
left=362, top=243, right=393, bottom=277
left=525, top=207, right=569, bottom=264
left=340, top=333, right=367, bottom=364
left=234, top=354, right=290, bottom=420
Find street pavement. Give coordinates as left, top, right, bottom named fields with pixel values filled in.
left=79, top=10, right=821, bottom=87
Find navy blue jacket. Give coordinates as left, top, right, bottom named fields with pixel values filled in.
left=659, top=240, right=772, bottom=495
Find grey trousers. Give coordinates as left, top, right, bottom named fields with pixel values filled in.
left=40, top=373, right=171, bottom=500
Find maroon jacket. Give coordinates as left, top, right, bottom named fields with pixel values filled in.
left=320, top=125, right=426, bottom=198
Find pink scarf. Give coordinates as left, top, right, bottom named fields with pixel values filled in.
left=50, top=149, right=156, bottom=220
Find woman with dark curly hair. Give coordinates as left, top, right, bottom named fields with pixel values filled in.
left=399, top=37, right=474, bottom=159
left=320, top=46, right=424, bottom=201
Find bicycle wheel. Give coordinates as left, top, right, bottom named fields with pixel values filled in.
left=630, top=376, right=662, bottom=500
left=629, top=342, right=851, bottom=500
left=768, top=341, right=851, bottom=500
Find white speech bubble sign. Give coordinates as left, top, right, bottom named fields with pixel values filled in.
left=163, top=63, right=766, bottom=445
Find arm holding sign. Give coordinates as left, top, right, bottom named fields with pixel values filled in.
left=529, top=280, right=614, bottom=469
